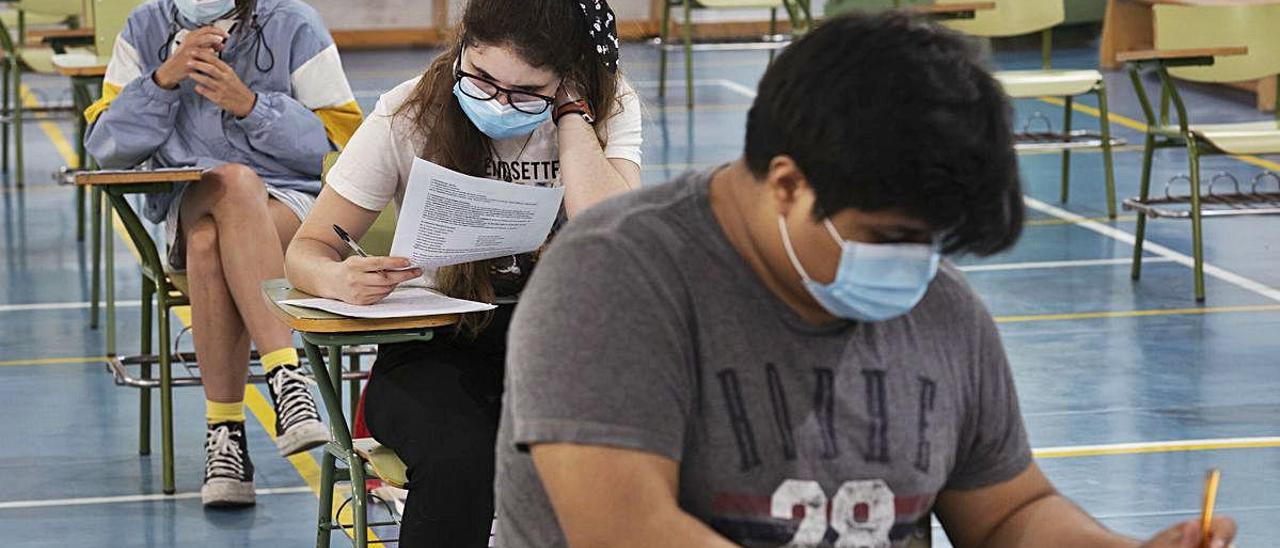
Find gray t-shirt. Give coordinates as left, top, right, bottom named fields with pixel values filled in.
left=495, top=169, right=1032, bottom=547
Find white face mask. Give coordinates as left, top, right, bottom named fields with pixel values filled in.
left=778, top=217, right=941, bottom=322
left=174, top=0, right=235, bottom=26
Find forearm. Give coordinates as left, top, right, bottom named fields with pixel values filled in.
left=285, top=236, right=345, bottom=298
left=984, top=494, right=1138, bottom=548
left=556, top=114, right=636, bottom=217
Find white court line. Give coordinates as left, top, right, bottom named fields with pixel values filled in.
left=959, top=257, right=1174, bottom=273
left=711, top=78, right=763, bottom=99
left=1023, top=197, right=1280, bottom=303
left=0, top=300, right=141, bottom=313
left=0, top=486, right=312, bottom=510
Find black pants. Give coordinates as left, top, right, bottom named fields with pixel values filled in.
left=364, top=306, right=513, bottom=548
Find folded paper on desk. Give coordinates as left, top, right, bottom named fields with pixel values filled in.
left=280, top=287, right=496, bottom=319
left=390, top=157, right=565, bottom=270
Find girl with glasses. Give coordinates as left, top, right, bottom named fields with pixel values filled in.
left=285, top=0, right=642, bottom=544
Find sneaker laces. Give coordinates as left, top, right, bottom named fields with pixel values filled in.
left=269, top=366, right=321, bottom=432
left=206, top=425, right=246, bottom=480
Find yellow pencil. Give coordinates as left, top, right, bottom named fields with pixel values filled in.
left=1200, top=468, right=1221, bottom=548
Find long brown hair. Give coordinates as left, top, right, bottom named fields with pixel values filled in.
left=396, top=0, right=622, bottom=336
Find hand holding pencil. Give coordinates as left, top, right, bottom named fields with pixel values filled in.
left=1139, top=469, right=1236, bottom=548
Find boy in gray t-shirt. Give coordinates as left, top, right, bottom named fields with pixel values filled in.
left=495, top=12, right=1236, bottom=548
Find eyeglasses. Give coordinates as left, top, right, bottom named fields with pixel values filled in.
left=454, top=69, right=557, bottom=115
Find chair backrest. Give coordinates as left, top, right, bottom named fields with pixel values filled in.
left=938, top=0, right=1064, bottom=38
left=91, top=0, right=145, bottom=59
left=17, top=0, right=82, bottom=18
left=1154, top=4, right=1280, bottom=84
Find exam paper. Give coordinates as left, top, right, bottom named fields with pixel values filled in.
left=390, top=158, right=565, bottom=269
left=280, top=287, right=496, bottom=319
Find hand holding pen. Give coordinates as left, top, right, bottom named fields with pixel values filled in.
left=331, top=224, right=422, bottom=305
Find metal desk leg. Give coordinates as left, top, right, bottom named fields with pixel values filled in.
left=139, top=280, right=153, bottom=457
left=90, top=186, right=101, bottom=330
left=348, top=352, right=360, bottom=424
left=73, top=78, right=88, bottom=241
left=333, top=344, right=368, bottom=546
left=304, top=341, right=356, bottom=546
left=107, top=190, right=176, bottom=493
left=159, top=281, right=175, bottom=494
left=105, top=201, right=115, bottom=356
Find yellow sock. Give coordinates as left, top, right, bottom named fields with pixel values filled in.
left=261, top=347, right=299, bottom=373
left=206, top=400, right=245, bottom=424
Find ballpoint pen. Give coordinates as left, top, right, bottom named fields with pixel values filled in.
left=333, top=224, right=370, bottom=258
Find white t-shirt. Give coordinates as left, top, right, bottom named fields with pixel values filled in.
left=327, top=76, right=643, bottom=212
left=326, top=76, right=643, bottom=297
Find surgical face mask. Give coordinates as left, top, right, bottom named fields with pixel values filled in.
left=778, top=216, right=941, bottom=322
left=174, top=0, right=235, bottom=26
left=452, top=77, right=550, bottom=140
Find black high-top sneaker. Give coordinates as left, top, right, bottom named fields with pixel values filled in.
left=266, top=364, right=329, bottom=456
left=202, top=421, right=255, bottom=507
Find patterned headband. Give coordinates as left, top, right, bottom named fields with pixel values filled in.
left=576, top=0, right=620, bottom=73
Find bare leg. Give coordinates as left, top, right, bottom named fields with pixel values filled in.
left=182, top=215, right=252, bottom=403
left=179, top=164, right=297, bottom=359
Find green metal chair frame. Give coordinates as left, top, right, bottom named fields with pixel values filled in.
left=306, top=329, right=413, bottom=547
left=941, top=0, right=1118, bottom=218
left=75, top=169, right=200, bottom=495
left=657, top=0, right=813, bottom=109
left=301, top=327, right=422, bottom=547
left=1122, top=3, right=1280, bottom=302
left=76, top=151, right=384, bottom=497
left=1124, top=54, right=1280, bottom=301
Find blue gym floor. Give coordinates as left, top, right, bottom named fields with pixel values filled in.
left=2, top=38, right=1279, bottom=547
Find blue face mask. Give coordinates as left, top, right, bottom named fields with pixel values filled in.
left=174, top=0, right=236, bottom=25
left=452, top=77, right=550, bottom=140
left=779, top=217, right=941, bottom=322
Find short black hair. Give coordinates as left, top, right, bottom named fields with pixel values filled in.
left=744, top=11, right=1023, bottom=256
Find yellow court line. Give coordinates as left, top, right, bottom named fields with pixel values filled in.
left=1034, top=437, right=1280, bottom=459
left=995, top=303, right=1280, bottom=323
left=1038, top=96, right=1280, bottom=172
left=0, top=356, right=108, bottom=367
left=20, top=85, right=80, bottom=169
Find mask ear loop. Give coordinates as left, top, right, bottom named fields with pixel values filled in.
left=820, top=218, right=847, bottom=244
left=250, top=13, right=276, bottom=72
left=777, top=216, right=816, bottom=283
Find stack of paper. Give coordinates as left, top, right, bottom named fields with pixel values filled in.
left=390, top=158, right=565, bottom=269
left=280, top=287, right=495, bottom=319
